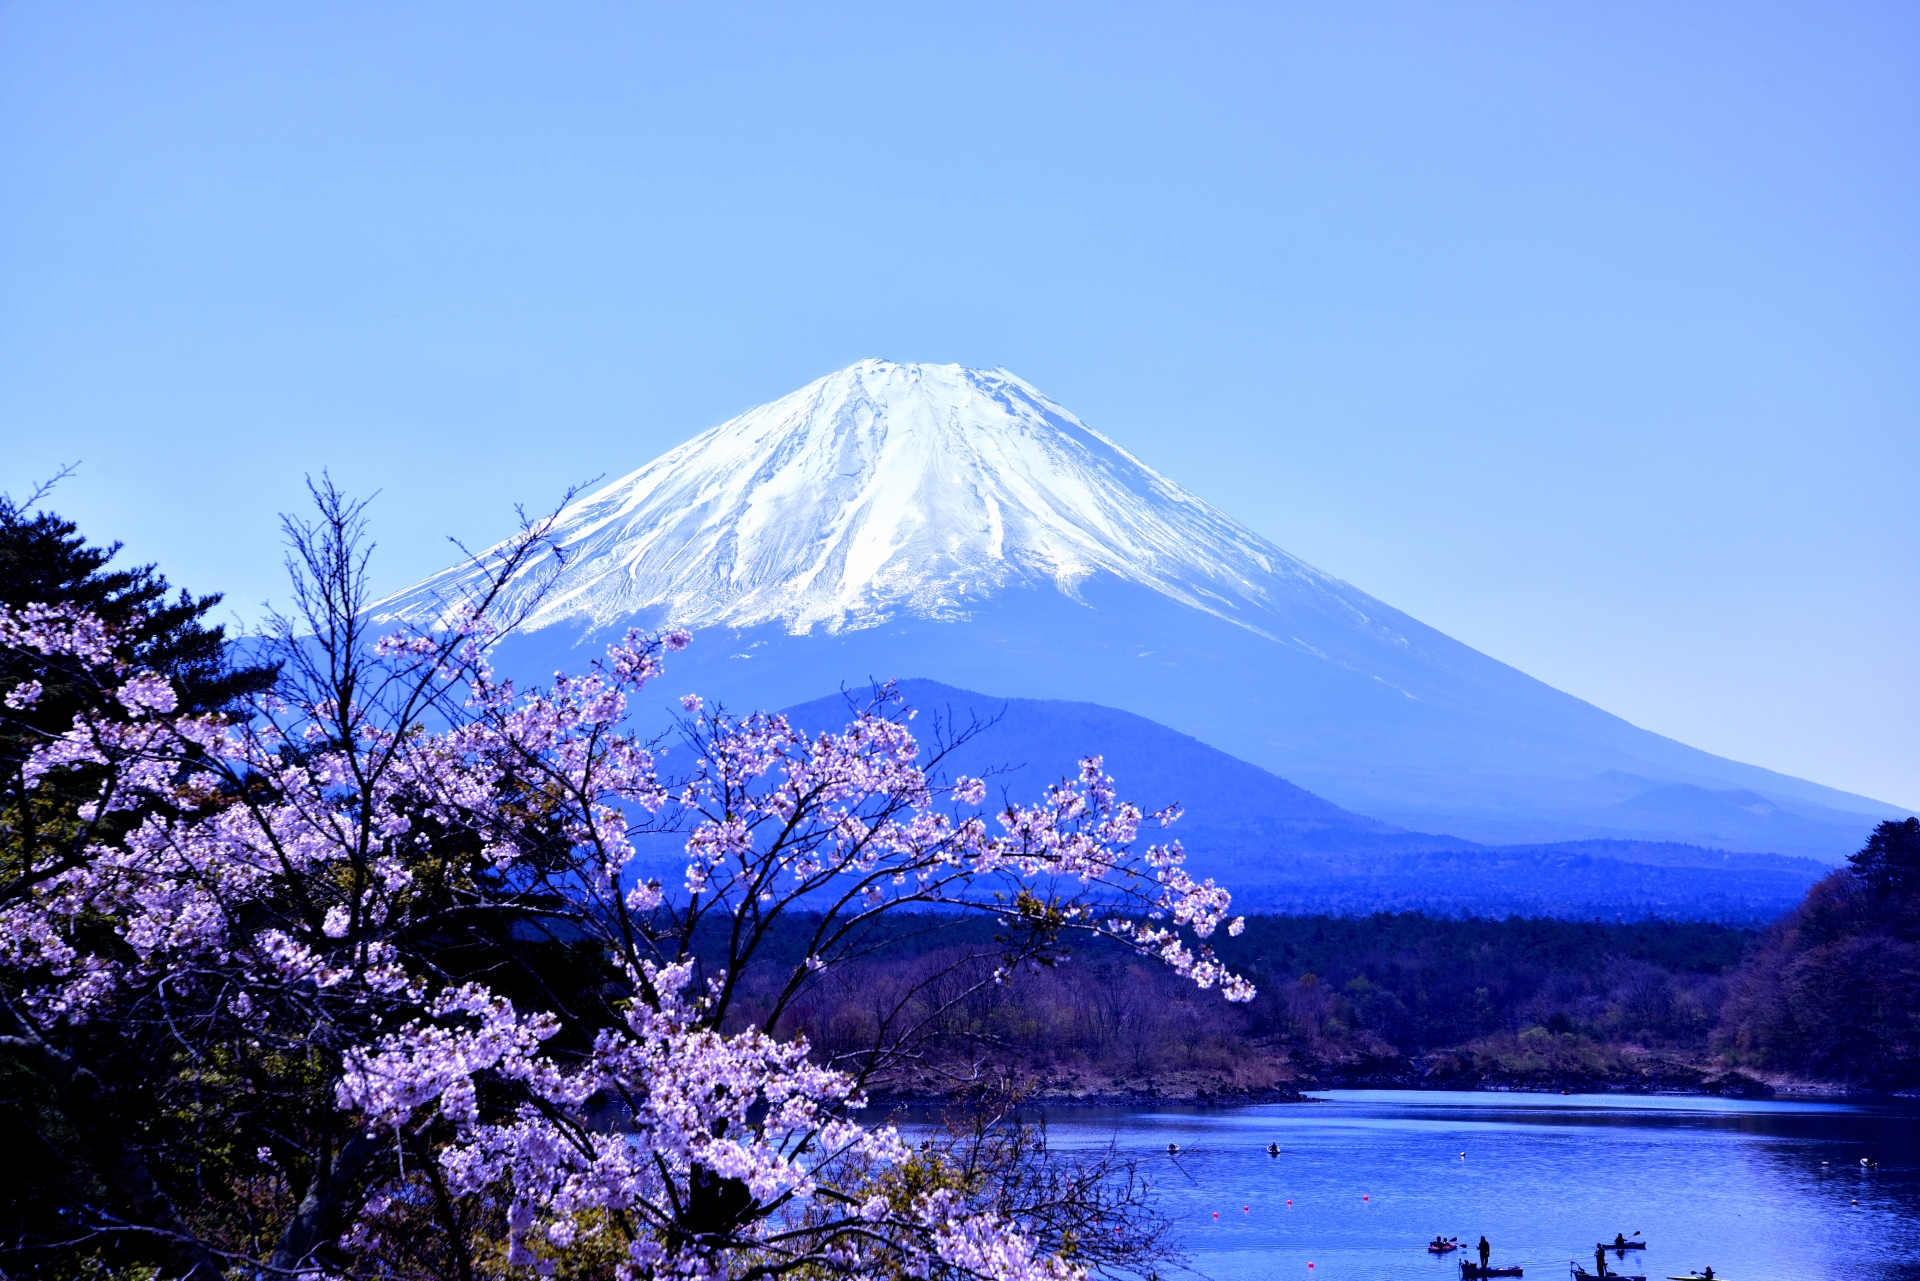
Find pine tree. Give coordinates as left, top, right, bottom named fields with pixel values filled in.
left=1849, top=817, right=1920, bottom=901
left=0, top=491, right=277, bottom=778
left=0, top=486, right=277, bottom=1278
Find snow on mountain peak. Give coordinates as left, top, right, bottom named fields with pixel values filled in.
left=373, top=359, right=1331, bottom=635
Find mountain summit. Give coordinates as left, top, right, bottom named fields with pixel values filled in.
left=380, top=360, right=1347, bottom=638
left=375, top=361, right=1906, bottom=859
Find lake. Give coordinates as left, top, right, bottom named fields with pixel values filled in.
left=1028, top=1091, right=1920, bottom=1281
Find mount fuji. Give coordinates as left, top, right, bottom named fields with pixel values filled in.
left=374, top=360, right=1905, bottom=861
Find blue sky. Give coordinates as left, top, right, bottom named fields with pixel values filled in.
left=2, top=2, right=1915, bottom=806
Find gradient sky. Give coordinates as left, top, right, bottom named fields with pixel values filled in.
left=2, top=2, right=1915, bottom=807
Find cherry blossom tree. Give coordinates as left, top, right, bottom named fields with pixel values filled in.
left=0, top=481, right=1249, bottom=1281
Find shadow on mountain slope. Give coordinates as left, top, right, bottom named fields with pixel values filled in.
left=775, top=680, right=1830, bottom=922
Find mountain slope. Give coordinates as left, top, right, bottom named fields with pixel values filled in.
left=377, top=360, right=1346, bottom=636
left=778, top=680, right=1827, bottom=920
left=373, top=360, right=1908, bottom=859
left=779, top=677, right=1407, bottom=845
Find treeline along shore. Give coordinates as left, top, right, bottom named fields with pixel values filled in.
left=718, top=826, right=1920, bottom=1104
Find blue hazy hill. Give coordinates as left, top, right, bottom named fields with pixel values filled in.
left=779, top=679, right=1831, bottom=922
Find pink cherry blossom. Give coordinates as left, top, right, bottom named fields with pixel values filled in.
left=2, top=585, right=1252, bottom=1281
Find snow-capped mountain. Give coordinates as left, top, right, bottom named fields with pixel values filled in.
left=376, top=360, right=1354, bottom=640
left=374, top=361, right=1906, bottom=859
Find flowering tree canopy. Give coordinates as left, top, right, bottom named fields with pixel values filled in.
left=0, top=484, right=1249, bottom=1281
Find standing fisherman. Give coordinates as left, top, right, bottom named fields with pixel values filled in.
left=1478, top=1236, right=1491, bottom=1270
left=1594, top=1245, right=1609, bottom=1277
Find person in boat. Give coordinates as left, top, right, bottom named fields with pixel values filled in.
left=1613, top=1233, right=1629, bottom=1248
left=1593, top=1245, right=1609, bottom=1277
left=1478, top=1236, right=1491, bottom=1269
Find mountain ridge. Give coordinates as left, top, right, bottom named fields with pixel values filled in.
left=774, top=678, right=1830, bottom=921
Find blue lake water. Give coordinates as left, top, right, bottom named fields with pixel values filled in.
left=1028, top=1091, right=1920, bottom=1281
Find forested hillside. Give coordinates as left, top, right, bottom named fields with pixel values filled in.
left=1716, top=818, right=1920, bottom=1088
left=736, top=864, right=1919, bottom=1102
left=721, top=911, right=1770, bottom=1101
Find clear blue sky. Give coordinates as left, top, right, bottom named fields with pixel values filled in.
left=2, top=2, right=1915, bottom=807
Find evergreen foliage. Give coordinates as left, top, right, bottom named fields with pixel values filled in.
left=1849, top=816, right=1920, bottom=898
left=0, top=490, right=278, bottom=1275
left=0, top=491, right=277, bottom=749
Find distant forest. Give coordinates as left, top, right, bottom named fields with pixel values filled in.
left=729, top=824, right=1920, bottom=1101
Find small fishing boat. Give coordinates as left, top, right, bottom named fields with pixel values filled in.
left=1569, top=1269, right=1642, bottom=1281
left=1597, top=1242, right=1648, bottom=1251
left=1665, top=1274, right=1726, bottom=1280
left=1429, top=1239, right=1461, bottom=1254
left=1461, top=1266, right=1524, bottom=1279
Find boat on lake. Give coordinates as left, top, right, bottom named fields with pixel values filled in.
left=1570, top=1269, right=1643, bottom=1281
left=1461, top=1265, right=1524, bottom=1279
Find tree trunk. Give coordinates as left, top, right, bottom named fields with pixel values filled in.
left=680, top=1163, right=756, bottom=1249
left=269, top=1127, right=382, bottom=1275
